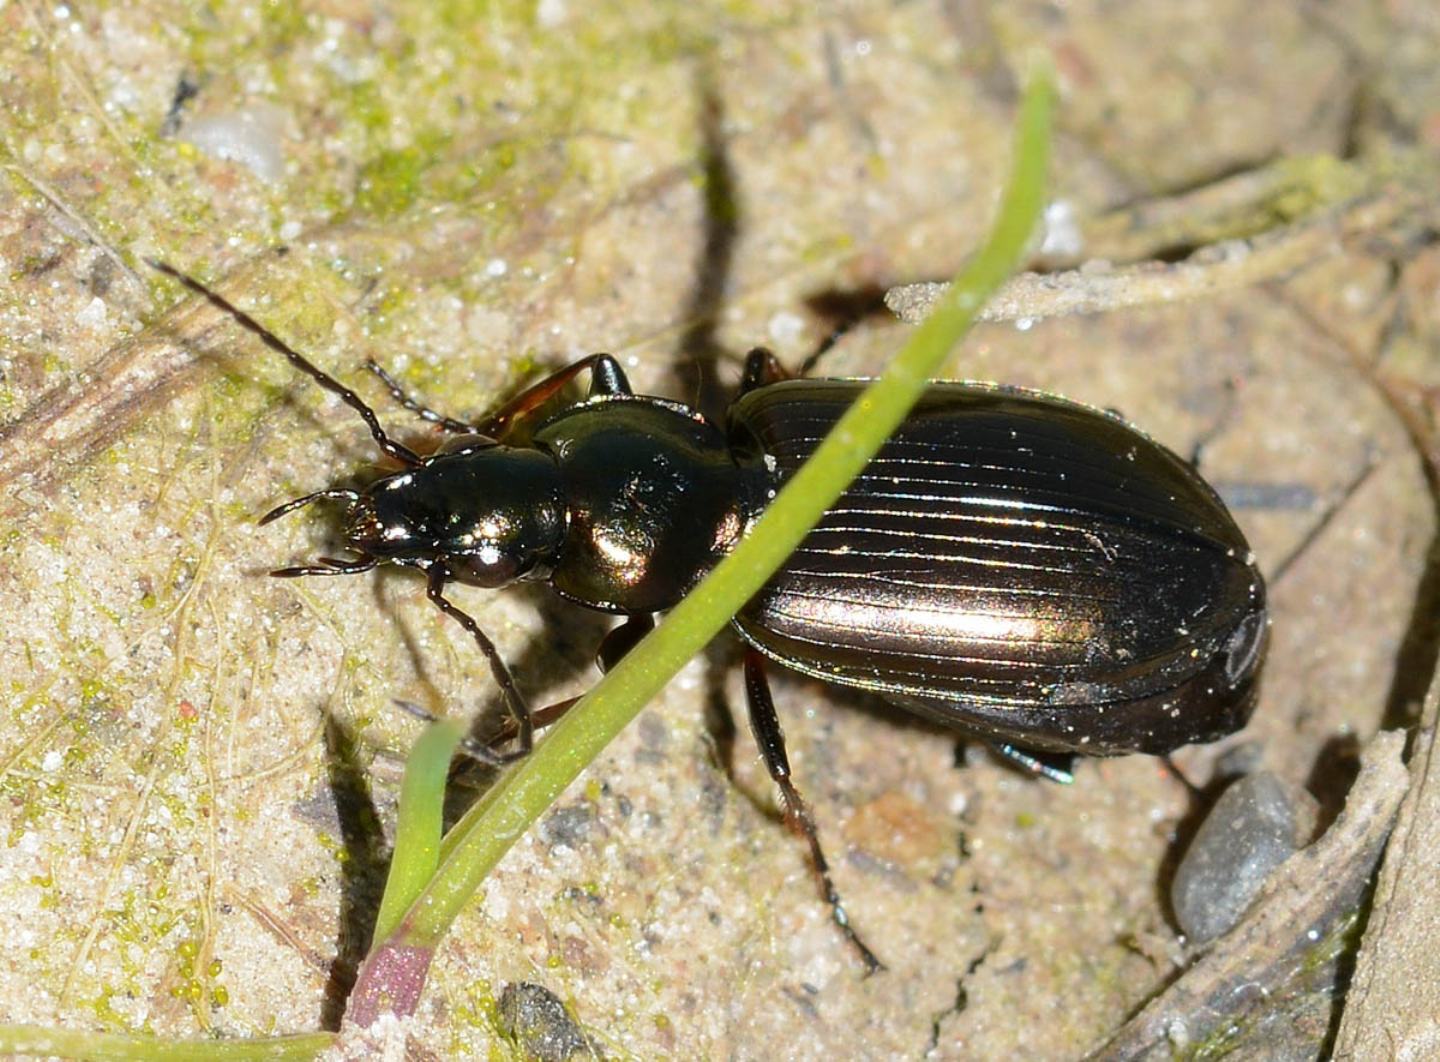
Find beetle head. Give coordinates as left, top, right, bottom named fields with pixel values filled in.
left=267, top=442, right=567, bottom=590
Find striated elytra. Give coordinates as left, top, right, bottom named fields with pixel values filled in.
left=731, top=378, right=1268, bottom=758
left=150, top=260, right=1268, bottom=968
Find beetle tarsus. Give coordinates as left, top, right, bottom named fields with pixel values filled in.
left=775, top=773, right=886, bottom=975
left=392, top=699, right=519, bottom=767
left=425, top=568, right=536, bottom=763
left=991, top=743, right=1075, bottom=785
left=479, top=612, right=656, bottom=749
left=743, top=648, right=885, bottom=973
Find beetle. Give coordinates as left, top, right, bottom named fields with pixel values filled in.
left=150, top=260, right=1267, bottom=971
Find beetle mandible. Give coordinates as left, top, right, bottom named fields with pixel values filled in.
left=151, top=261, right=1267, bottom=971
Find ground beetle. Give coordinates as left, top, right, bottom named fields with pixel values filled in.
left=151, top=261, right=1268, bottom=971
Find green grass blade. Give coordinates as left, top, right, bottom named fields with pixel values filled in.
left=372, top=717, right=465, bottom=943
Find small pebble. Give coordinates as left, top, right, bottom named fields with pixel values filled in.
left=181, top=103, right=289, bottom=182
left=498, top=981, right=597, bottom=1061
left=1172, top=771, right=1316, bottom=944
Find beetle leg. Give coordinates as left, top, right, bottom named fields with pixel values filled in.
left=595, top=613, right=655, bottom=673
left=147, top=260, right=423, bottom=468
left=741, top=299, right=878, bottom=387
left=584, top=354, right=633, bottom=399
left=424, top=567, right=535, bottom=764
left=738, top=306, right=870, bottom=394
left=743, top=648, right=885, bottom=974
left=391, top=699, right=525, bottom=768
left=991, top=743, right=1075, bottom=785
left=473, top=353, right=633, bottom=440
left=796, top=326, right=848, bottom=378
left=407, top=609, right=655, bottom=760
left=482, top=614, right=657, bottom=748
left=363, top=359, right=475, bottom=434
left=737, top=347, right=791, bottom=396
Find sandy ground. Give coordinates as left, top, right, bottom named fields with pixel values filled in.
left=1, top=1, right=1438, bottom=1057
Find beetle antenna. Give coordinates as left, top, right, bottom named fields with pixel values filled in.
left=146, top=258, right=423, bottom=467
left=259, top=488, right=361, bottom=525
left=363, top=359, right=477, bottom=434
